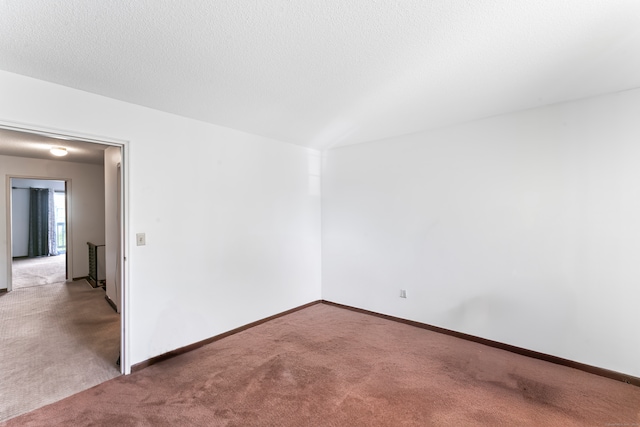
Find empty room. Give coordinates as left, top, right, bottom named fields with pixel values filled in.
left=1, top=1, right=639, bottom=426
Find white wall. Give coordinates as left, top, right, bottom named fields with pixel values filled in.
left=322, top=88, right=640, bottom=378
left=0, top=70, right=322, bottom=370
left=12, top=177, right=65, bottom=191
left=11, top=178, right=65, bottom=257
left=104, top=146, right=121, bottom=311
left=1, top=157, right=105, bottom=284
left=10, top=188, right=29, bottom=257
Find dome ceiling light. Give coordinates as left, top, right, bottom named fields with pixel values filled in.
left=50, top=146, right=68, bottom=157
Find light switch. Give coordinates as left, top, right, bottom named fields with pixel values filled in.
left=136, top=233, right=146, bottom=246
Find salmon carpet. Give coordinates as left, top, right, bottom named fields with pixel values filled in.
left=2, top=303, right=638, bottom=426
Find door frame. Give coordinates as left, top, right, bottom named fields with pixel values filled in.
left=6, top=176, right=72, bottom=291
left=0, top=120, right=130, bottom=374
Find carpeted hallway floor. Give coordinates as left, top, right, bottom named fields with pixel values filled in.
left=2, top=303, right=638, bottom=426
left=0, top=280, right=120, bottom=422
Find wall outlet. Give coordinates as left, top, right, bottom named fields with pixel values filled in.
left=400, top=289, right=407, bottom=298
left=136, top=233, right=146, bottom=246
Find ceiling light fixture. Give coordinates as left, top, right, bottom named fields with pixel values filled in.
left=50, top=147, right=68, bottom=157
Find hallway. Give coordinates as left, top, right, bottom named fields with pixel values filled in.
left=0, top=280, right=120, bottom=422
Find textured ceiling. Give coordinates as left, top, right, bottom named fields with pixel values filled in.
left=1, top=1, right=639, bottom=150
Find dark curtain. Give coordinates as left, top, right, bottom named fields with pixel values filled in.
left=28, top=188, right=51, bottom=257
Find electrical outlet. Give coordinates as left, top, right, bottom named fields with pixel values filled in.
left=136, top=233, right=146, bottom=246
left=400, top=289, right=407, bottom=298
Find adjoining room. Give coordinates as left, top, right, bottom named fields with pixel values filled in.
left=10, top=178, right=67, bottom=289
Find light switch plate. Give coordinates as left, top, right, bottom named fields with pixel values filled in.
left=136, top=233, right=146, bottom=246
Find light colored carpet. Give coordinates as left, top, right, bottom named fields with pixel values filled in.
left=12, top=255, right=66, bottom=289
left=0, top=280, right=120, bottom=423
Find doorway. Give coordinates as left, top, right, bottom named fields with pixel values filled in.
left=10, top=178, right=68, bottom=290
left=0, top=123, right=128, bottom=421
